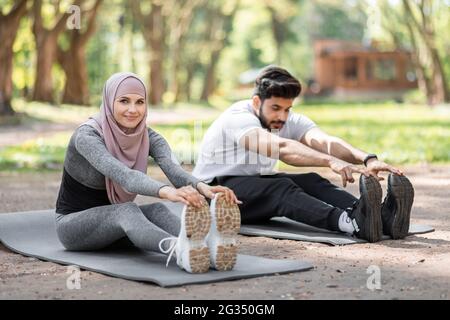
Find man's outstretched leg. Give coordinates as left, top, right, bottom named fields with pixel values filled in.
left=271, top=172, right=358, bottom=211
left=274, top=172, right=382, bottom=242
left=215, top=174, right=384, bottom=242
left=275, top=172, right=414, bottom=241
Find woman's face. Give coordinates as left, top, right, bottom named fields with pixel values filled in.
left=113, top=93, right=146, bottom=131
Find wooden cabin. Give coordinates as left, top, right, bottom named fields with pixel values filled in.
left=309, top=39, right=417, bottom=100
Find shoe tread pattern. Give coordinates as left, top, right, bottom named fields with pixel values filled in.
left=213, top=194, right=241, bottom=271
left=184, top=200, right=211, bottom=273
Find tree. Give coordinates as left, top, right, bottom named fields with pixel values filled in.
left=375, top=1, right=433, bottom=104
left=32, top=0, right=80, bottom=103
left=166, top=0, right=205, bottom=102
left=57, top=0, right=102, bottom=105
left=264, top=0, right=298, bottom=65
left=371, top=0, right=449, bottom=105
left=308, top=1, right=367, bottom=42
left=200, top=0, right=239, bottom=102
left=130, top=0, right=166, bottom=106
left=402, top=0, right=449, bottom=104
left=0, top=0, right=28, bottom=116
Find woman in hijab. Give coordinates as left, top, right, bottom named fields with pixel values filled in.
left=55, top=72, right=241, bottom=273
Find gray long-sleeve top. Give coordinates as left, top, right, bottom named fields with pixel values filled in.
left=64, top=124, right=201, bottom=197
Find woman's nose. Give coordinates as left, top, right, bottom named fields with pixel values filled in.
left=128, top=103, right=138, bottom=113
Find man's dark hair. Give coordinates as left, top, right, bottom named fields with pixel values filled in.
left=253, top=65, right=302, bottom=101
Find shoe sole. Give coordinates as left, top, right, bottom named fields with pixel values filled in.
left=184, top=201, right=211, bottom=273
left=360, top=175, right=383, bottom=243
left=388, top=174, right=414, bottom=239
left=212, top=193, right=241, bottom=271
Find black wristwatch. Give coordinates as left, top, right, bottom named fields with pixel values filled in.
left=363, top=154, right=378, bottom=167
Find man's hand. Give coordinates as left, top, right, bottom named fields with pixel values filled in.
left=196, top=182, right=242, bottom=204
left=365, top=158, right=403, bottom=181
left=329, top=158, right=369, bottom=187
left=158, top=185, right=206, bottom=208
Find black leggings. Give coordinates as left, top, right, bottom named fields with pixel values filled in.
left=213, top=172, right=358, bottom=231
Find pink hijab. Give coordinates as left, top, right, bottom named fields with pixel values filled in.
left=82, top=72, right=150, bottom=204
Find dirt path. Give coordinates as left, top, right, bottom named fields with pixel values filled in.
left=0, top=165, right=449, bottom=300
left=0, top=122, right=78, bottom=148
left=0, top=107, right=220, bottom=148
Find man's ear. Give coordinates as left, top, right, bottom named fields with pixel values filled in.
left=252, top=95, right=261, bottom=111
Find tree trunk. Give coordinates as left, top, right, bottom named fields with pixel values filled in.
left=170, top=32, right=187, bottom=102
left=172, top=35, right=191, bottom=102
left=167, top=0, right=204, bottom=102
left=147, top=3, right=165, bottom=106
left=404, top=19, right=434, bottom=105
left=145, top=37, right=165, bottom=106
left=429, top=47, right=449, bottom=104
left=183, top=63, right=195, bottom=101
left=32, top=33, right=59, bottom=103
left=0, top=30, right=16, bottom=115
left=200, top=50, right=220, bottom=101
left=59, top=44, right=90, bottom=105
left=58, top=0, right=102, bottom=105
left=131, top=0, right=166, bottom=106
left=199, top=2, right=238, bottom=102
left=402, top=0, right=449, bottom=104
left=168, top=11, right=184, bottom=102
left=267, top=5, right=285, bottom=65
left=32, top=0, right=78, bottom=103
left=0, top=0, right=28, bottom=116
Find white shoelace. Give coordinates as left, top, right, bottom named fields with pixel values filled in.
left=158, top=236, right=178, bottom=267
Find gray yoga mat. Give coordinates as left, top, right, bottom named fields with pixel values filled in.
left=161, top=202, right=435, bottom=246
left=239, top=217, right=435, bottom=246
left=0, top=210, right=313, bottom=287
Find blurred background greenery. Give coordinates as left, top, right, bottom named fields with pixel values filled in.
left=0, top=0, right=449, bottom=171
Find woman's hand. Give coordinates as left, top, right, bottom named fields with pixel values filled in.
left=158, top=185, right=206, bottom=208
left=196, top=182, right=242, bottom=205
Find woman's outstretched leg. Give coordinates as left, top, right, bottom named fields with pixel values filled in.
left=139, top=202, right=181, bottom=236
left=55, top=202, right=174, bottom=252
left=55, top=201, right=212, bottom=273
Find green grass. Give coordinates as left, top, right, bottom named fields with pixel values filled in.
left=0, top=133, right=69, bottom=171
left=297, top=103, right=450, bottom=165
left=0, top=101, right=449, bottom=171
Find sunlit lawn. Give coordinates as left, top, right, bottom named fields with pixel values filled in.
left=0, top=100, right=449, bottom=171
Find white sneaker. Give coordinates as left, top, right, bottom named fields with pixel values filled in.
left=207, top=193, right=241, bottom=271
left=159, top=200, right=211, bottom=273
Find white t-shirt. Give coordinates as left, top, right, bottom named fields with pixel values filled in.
left=192, top=99, right=317, bottom=183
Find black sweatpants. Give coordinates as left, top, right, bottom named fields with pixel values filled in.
left=212, top=172, right=358, bottom=231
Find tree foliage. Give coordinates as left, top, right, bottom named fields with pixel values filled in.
left=0, top=0, right=448, bottom=115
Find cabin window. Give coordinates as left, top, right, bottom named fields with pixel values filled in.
left=366, top=58, right=396, bottom=81
left=343, top=57, right=358, bottom=80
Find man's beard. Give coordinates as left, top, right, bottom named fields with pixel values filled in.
left=258, top=105, right=285, bottom=132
